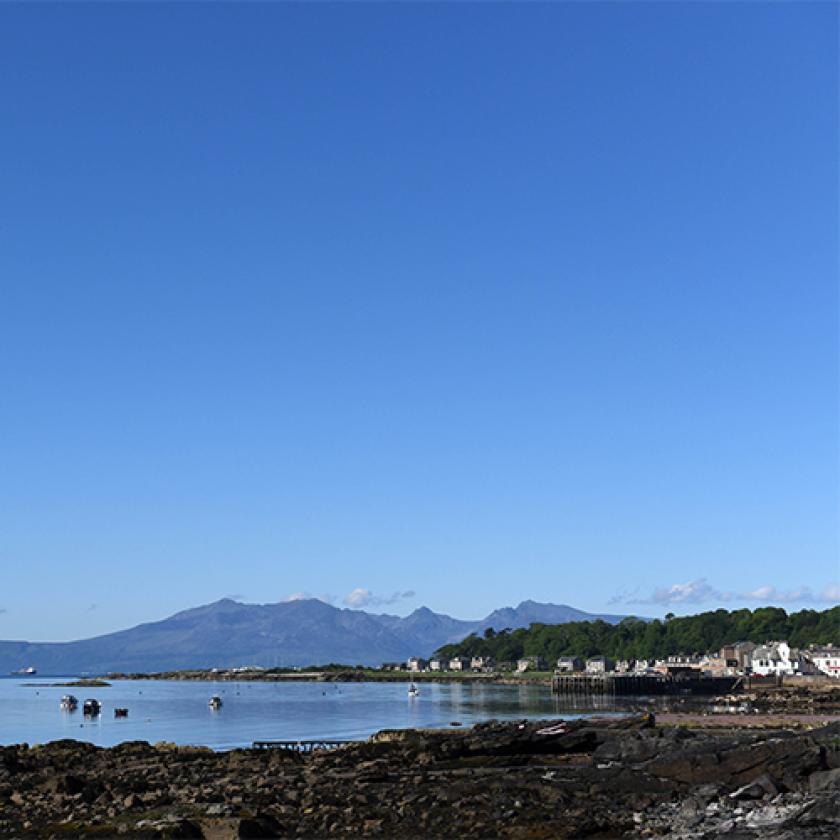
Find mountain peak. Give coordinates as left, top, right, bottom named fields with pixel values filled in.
left=0, top=598, right=631, bottom=673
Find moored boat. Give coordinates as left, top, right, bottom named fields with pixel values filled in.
left=59, top=694, right=78, bottom=711
left=208, top=695, right=223, bottom=709
left=82, top=699, right=101, bottom=716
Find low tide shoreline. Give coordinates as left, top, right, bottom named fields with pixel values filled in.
left=1, top=714, right=838, bottom=838
left=104, top=669, right=553, bottom=684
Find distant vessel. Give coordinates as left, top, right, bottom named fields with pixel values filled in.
left=208, top=696, right=223, bottom=709
left=82, top=699, right=101, bottom=716
left=10, top=666, right=36, bottom=676
left=60, top=694, right=78, bottom=711
left=408, top=683, right=419, bottom=698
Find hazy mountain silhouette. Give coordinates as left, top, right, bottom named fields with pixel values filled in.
left=0, top=598, right=629, bottom=674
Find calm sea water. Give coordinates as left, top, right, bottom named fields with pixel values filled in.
left=0, top=677, right=618, bottom=750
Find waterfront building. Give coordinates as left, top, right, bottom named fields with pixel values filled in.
left=720, top=642, right=757, bottom=672
left=517, top=656, right=546, bottom=672
left=750, top=641, right=808, bottom=677
left=806, top=646, right=840, bottom=678
left=556, top=656, right=584, bottom=673
left=585, top=656, right=615, bottom=674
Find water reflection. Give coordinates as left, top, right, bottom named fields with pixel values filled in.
left=0, top=677, right=637, bottom=750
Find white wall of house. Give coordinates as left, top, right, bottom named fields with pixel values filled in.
left=750, top=642, right=803, bottom=676
left=810, top=652, right=840, bottom=677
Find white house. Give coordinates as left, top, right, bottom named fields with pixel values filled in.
left=407, top=656, right=427, bottom=672
left=586, top=656, right=614, bottom=674
left=517, top=656, right=546, bottom=672
left=807, top=646, right=840, bottom=678
left=750, top=642, right=805, bottom=677
left=449, top=656, right=470, bottom=671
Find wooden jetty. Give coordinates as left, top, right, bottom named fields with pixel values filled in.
left=252, top=739, right=355, bottom=753
left=551, top=674, right=742, bottom=697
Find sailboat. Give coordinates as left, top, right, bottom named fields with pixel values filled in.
left=408, top=683, right=419, bottom=698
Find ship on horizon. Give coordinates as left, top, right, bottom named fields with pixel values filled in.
left=10, top=666, right=36, bottom=676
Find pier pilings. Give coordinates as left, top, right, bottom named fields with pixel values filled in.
left=551, top=674, right=741, bottom=696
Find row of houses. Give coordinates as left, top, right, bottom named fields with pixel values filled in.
left=398, top=644, right=840, bottom=678
left=399, top=655, right=549, bottom=673
left=558, top=643, right=840, bottom=678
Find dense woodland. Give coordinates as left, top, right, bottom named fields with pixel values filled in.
left=435, top=606, right=840, bottom=663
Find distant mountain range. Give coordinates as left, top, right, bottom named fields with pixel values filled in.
left=0, top=599, right=630, bottom=674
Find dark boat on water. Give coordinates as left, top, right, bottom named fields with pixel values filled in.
left=208, top=695, right=223, bottom=709
left=114, top=708, right=129, bottom=718
left=60, top=694, right=78, bottom=711
left=83, top=699, right=101, bottom=716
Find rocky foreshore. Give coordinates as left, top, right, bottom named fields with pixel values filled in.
left=1, top=716, right=838, bottom=839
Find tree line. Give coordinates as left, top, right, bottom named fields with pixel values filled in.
left=435, top=606, right=840, bottom=663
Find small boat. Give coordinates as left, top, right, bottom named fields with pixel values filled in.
left=82, top=699, right=101, bottom=716
left=10, top=666, right=37, bottom=676
left=208, top=696, right=223, bottom=709
left=408, top=683, right=419, bottom=698
left=59, top=694, right=78, bottom=711
left=114, top=708, right=129, bottom=718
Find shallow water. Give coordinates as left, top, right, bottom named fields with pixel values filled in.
left=0, top=677, right=622, bottom=750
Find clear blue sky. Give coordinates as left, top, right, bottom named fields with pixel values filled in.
left=1, top=2, right=837, bottom=641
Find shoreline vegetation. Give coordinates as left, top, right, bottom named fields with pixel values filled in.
left=437, top=605, right=840, bottom=663
left=1, top=715, right=838, bottom=837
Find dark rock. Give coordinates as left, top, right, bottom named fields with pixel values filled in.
left=731, top=782, right=767, bottom=800
left=236, top=814, right=283, bottom=837
left=809, top=768, right=840, bottom=792
left=1, top=718, right=839, bottom=839
left=158, top=819, right=204, bottom=838
left=39, top=774, right=88, bottom=796
left=796, top=793, right=840, bottom=826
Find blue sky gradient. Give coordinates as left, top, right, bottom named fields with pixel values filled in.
left=1, top=2, right=837, bottom=640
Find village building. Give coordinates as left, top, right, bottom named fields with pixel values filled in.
left=380, top=662, right=404, bottom=672
left=700, top=654, right=733, bottom=676
left=750, top=641, right=808, bottom=677
left=555, top=656, right=584, bottom=673
left=496, top=660, right=516, bottom=672
left=614, top=659, right=636, bottom=674
left=406, top=656, right=427, bottom=672
left=516, top=656, right=546, bottom=672
left=585, top=656, right=614, bottom=674
left=806, top=646, right=840, bottom=678
left=470, top=656, right=494, bottom=671
left=653, top=655, right=703, bottom=676
left=427, top=658, right=444, bottom=672
left=720, top=641, right=757, bottom=671
left=449, top=656, right=471, bottom=671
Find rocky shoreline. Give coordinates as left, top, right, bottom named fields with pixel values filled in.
left=1, top=715, right=839, bottom=838
left=104, top=670, right=541, bottom=685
